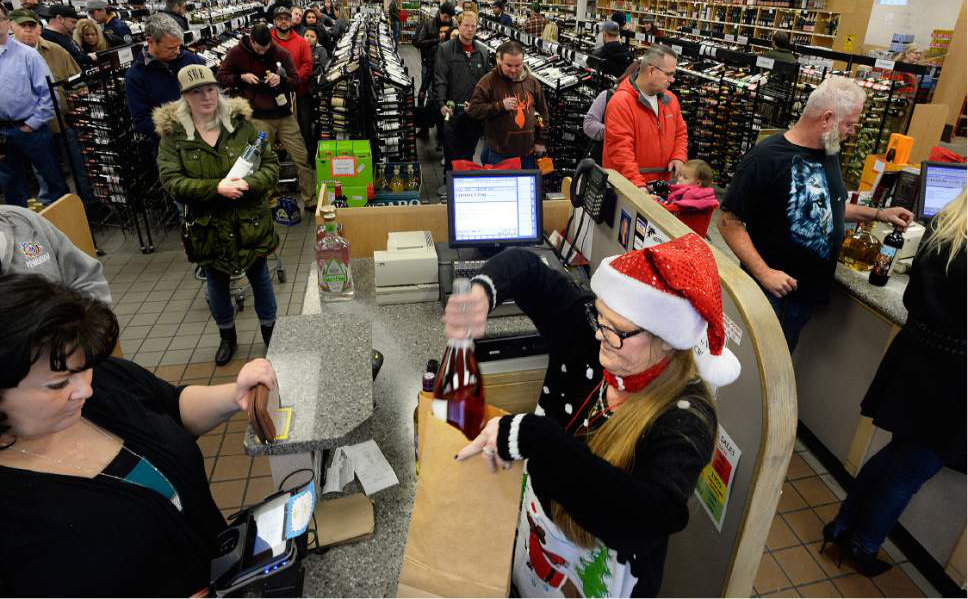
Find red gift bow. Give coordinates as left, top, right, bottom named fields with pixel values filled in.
left=452, top=158, right=523, bottom=171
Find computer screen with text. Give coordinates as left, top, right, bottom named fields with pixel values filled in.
left=448, top=170, right=543, bottom=248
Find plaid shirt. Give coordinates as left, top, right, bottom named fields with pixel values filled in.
left=524, top=14, right=547, bottom=36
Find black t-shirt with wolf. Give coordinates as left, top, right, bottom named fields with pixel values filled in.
left=722, top=133, right=847, bottom=304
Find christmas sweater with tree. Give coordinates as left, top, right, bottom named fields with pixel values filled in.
left=471, top=248, right=716, bottom=597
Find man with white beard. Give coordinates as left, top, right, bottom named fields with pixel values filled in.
left=717, top=76, right=913, bottom=351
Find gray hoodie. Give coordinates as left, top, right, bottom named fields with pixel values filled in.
left=0, top=206, right=112, bottom=305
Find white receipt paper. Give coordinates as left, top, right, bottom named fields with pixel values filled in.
left=253, top=494, right=289, bottom=557
left=322, top=440, right=399, bottom=496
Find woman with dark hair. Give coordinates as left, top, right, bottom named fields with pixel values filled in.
left=0, top=273, right=278, bottom=596
left=583, top=61, right=638, bottom=164
left=321, top=0, right=337, bottom=19
left=449, top=234, right=739, bottom=596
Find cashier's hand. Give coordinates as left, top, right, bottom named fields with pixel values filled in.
left=877, top=206, right=914, bottom=231
left=442, top=282, right=489, bottom=339
left=756, top=267, right=798, bottom=298
left=456, top=416, right=509, bottom=473
left=233, top=359, right=278, bottom=411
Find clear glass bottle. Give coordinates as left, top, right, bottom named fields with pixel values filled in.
left=405, top=164, right=419, bottom=191
left=431, top=279, right=485, bottom=441
left=374, top=163, right=387, bottom=191
left=839, top=222, right=881, bottom=271
left=389, top=165, right=405, bottom=192
left=316, top=207, right=354, bottom=301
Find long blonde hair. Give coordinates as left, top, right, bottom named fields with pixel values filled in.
left=922, top=190, right=967, bottom=274
left=73, top=18, right=108, bottom=52
left=551, top=349, right=713, bottom=547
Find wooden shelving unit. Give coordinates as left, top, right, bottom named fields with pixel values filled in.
left=596, top=0, right=842, bottom=49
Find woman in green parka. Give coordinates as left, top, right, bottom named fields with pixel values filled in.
left=155, top=65, right=280, bottom=366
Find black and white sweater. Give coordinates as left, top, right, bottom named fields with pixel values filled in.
left=472, top=248, right=717, bottom=597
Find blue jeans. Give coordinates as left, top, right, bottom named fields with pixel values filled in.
left=481, top=146, right=537, bottom=170
left=205, top=258, right=277, bottom=329
left=391, top=20, right=401, bottom=44
left=0, top=124, right=68, bottom=208
left=765, top=292, right=816, bottom=352
left=830, top=436, right=945, bottom=554
left=35, top=127, right=94, bottom=206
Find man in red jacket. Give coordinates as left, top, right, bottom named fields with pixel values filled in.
left=270, top=5, right=315, bottom=160
left=603, top=45, right=688, bottom=188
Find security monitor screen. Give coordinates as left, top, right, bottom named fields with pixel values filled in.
left=450, top=172, right=542, bottom=247
left=922, top=163, right=967, bottom=218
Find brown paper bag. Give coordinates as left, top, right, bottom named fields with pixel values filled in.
left=397, top=393, right=524, bottom=598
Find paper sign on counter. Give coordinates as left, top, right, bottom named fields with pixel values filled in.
left=694, top=425, right=741, bottom=532
left=344, top=439, right=399, bottom=495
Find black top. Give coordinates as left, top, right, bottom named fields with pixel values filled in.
left=0, top=358, right=226, bottom=596
left=861, top=219, right=966, bottom=471
left=159, top=8, right=190, bottom=31
left=594, top=40, right=633, bottom=78
left=722, top=133, right=847, bottom=304
left=474, top=249, right=717, bottom=596
left=41, top=27, right=92, bottom=67
left=433, top=38, right=490, bottom=109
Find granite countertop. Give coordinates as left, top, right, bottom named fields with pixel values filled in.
left=243, top=313, right=374, bottom=456
left=289, top=258, right=537, bottom=596
left=833, top=263, right=909, bottom=327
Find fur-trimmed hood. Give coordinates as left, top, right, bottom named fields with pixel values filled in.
left=152, top=96, right=253, bottom=140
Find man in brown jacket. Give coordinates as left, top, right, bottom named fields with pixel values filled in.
left=465, top=40, right=549, bottom=170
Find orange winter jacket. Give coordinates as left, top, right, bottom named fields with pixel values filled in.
left=603, top=77, right=688, bottom=187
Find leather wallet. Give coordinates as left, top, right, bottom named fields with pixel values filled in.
left=247, top=384, right=276, bottom=445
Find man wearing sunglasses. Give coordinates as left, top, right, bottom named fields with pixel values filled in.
left=603, top=44, right=688, bottom=188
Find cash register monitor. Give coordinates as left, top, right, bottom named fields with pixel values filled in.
left=447, top=170, right=543, bottom=250
left=917, top=161, right=967, bottom=220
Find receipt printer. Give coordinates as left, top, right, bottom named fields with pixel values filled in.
left=373, top=231, right=439, bottom=304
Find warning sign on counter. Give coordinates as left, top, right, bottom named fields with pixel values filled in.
left=695, top=425, right=741, bottom=532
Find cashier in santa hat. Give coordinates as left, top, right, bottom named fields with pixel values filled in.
left=446, top=233, right=740, bottom=597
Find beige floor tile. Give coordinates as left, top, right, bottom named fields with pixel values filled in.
left=182, top=309, right=212, bottom=323
left=812, top=503, right=839, bottom=525
left=250, top=455, right=272, bottom=477
left=196, top=435, right=223, bottom=458
left=227, top=419, right=249, bottom=433
left=778, top=481, right=809, bottom=513
left=133, top=351, right=164, bottom=368
left=155, top=311, right=185, bottom=325
left=872, top=566, right=924, bottom=598
left=148, top=323, right=180, bottom=338
left=796, top=580, right=842, bottom=598
left=138, top=337, right=172, bottom=353
left=792, top=477, right=838, bottom=507
left=773, top=545, right=827, bottom=586
left=786, top=453, right=817, bottom=480
left=154, top=364, right=186, bottom=381
left=210, top=479, right=246, bottom=510
left=203, top=457, right=215, bottom=479
left=180, top=377, right=212, bottom=386
left=244, top=476, right=277, bottom=506
left=756, top=553, right=792, bottom=595
left=761, top=588, right=801, bottom=598
left=220, top=433, right=246, bottom=455
left=168, top=335, right=200, bottom=351
left=833, top=574, right=885, bottom=598
left=209, top=423, right=227, bottom=435
left=767, top=513, right=801, bottom=551
left=214, top=359, right=247, bottom=377
left=783, top=508, right=826, bottom=544
left=210, top=375, right=237, bottom=385
left=211, top=455, right=253, bottom=482
left=183, top=361, right=216, bottom=379
left=140, top=300, right=169, bottom=314
left=160, top=348, right=194, bottom=366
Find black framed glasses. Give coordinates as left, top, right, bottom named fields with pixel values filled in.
left=584, top=303, right=646, bottom=349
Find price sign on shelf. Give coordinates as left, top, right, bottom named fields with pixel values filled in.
left=117, top=46, right=134, bottom=66
left=755, top=55, right=775, bottom=70
left=737, top=34, right=748, bottom=44
left=724, top=33, right=735, bottom=42
left=692, top=27, right=700, bottom=34
left=671, top=44, right=683, bottom=55
left=635, top=32, right=645, bottom=41
left=874, top=58, right=896, bottom=70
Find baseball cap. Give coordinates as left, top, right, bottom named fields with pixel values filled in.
left=8, top=8, right=40, bottom=24
left=86, top=0, right=109, bottom=11
left=272, top=5, right=292, bottom=17
left=601, top=20, right=619, bottom=34
left=48, top=4, right=80, bottom=18
left=177, top=64, right=218, bottom=94
left=438, top=2, right=455, bottom=15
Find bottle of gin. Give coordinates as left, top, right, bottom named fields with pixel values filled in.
left=225, top=131, right=267, bottom=179
left=316, top=206, right=354, bottom=301
left=389, top=165, right=405, bottom=192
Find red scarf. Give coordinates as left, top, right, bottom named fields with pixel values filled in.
left=602, top=357, right=669, bottom=393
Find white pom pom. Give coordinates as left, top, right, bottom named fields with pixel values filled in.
left=534, top=403, right=546, bottom=416
left=542, top=386, right=550, bottom=395
left=677, top=399, right=691, bottom=410
left=585, top=367, right=594, bottom=380
left=564, top=403, right=573, bottom=414
left=560, top=364, right=568, bottom=373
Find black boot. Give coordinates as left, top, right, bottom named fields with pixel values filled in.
left=260, top=324, right=274, bottom=346
left=215, top=326, right=237, bottom=366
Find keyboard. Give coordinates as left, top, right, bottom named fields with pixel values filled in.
left=453, top=259, right=486, bottom=280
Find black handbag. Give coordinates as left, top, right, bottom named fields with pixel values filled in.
left=180, top=205, right=199, bottom=263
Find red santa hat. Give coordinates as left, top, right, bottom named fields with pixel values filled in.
left=590, top=233, right=741, bottom=387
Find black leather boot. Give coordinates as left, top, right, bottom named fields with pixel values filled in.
left=260, top=324, right=274, bottom=346
left=215, top=326, right=237, bottom=366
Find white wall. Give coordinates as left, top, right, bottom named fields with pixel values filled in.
left=864, top=0, right=964, bottom=49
